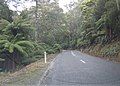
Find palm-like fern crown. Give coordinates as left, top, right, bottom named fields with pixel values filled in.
left=0, top=16, right=35, bottom=58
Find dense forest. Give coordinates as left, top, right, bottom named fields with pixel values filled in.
left=0, top=0, right=120, bottom=71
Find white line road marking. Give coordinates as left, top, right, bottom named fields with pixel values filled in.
left=38, top=57, right=57, bottom=85
left=80, top=60, right=86, bottom=63
left=71, top=51, right=76, bottom=56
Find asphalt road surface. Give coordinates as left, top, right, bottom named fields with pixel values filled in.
left=41, top=50, right=120, bottom=86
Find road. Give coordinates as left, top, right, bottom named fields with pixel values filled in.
left=41, top=50, right=120, bottom=86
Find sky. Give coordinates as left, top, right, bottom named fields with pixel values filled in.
left=59, top=0, right=78, bottom=11
left=8, top=0, right=78, bottom=12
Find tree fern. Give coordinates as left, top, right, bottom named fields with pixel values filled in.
left=0, top=40, right=9, bottom=44
left=0, top=39, right=31, bottom=57
left=14, top=44, right=28, bottom=57
left=9, top=44, right=14, bottom=53
left=0, top=58, right=5, bottom=61
left=0, top=19, right=10, bottom=32
left=0, top=35, right=8, bottom=40
left=4, top=42, right=10, bottom=49
left=16, top=41, right=34, bottom=48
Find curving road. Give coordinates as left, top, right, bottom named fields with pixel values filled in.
left=41, top=50, right=120, bottom=86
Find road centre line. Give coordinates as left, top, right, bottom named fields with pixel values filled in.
left=71, top=51, right=76, bottom=57
left=71, top=51, right=86, bottom=63
left=80, top=60, right=86, bottom=63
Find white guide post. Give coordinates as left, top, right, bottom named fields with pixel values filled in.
left=44, top=52, right=47, bottom=63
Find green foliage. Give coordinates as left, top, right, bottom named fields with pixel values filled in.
left=16, top=41, right=34, bottom=49
left=69, top=0, right=120, bottom=48
left=53, top=44, right=62, bottom=52
left=0, top=39, right=34, bottom=57
left=38, top=43, right=55, bottom=54
left=21, top=57, right=38, bottom=65
left=0, top=1, right=13, bottom=22
left=28, top=43, right=45, bottom=59
left=14, top=44, right=28, bottom=57
left=0, top=19, right=10, bottom=33
left=77, top=39, right=90, bottom=47
left=61, top=43, right=69, bottom=49
left=27, top=43, right=61, bottom=61
left=0, top=58, right=5, bottom=61
left=101, top=43, right=120, bottom=57
left=0, top=7, right=36, bottom=69
left=3, top=16, right=34, bottom=40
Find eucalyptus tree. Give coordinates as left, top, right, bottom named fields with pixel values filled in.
left=94, top=0, right=120, bottom=42
left=116, top=0, right=120, bottom=10
left=25, top=0, right=65, bottom=44
left=0, top=0, right=13, bottom=22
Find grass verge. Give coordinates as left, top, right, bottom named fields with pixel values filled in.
left=0, top=54, right=57, bottom=85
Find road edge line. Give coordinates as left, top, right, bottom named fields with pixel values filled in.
left=38, top=55, right=57, bottom=86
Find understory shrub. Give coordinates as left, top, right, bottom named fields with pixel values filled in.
left=100, top=42, right=120, bottom=57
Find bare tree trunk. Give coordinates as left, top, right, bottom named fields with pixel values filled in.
left=116, top=0, right=120, bottom=10
left=12, top=52, right=15, bottom=71
left=35, top=0, right=39, bottom=42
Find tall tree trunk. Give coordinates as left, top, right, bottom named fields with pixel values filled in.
left=35, top=0, right=39, bottom=41
left=12, top=51, right=16, bottom=71
left=116, top=0, right=120, bottom=10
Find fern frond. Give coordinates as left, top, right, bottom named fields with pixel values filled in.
left=16, top=41, right=34, bottom=48
left=0, top=19, right=10, bottom=31
left=0, top=40, right=9, bottom=44
left=0, top=35, right=8, bottom=40
left=9, top=44, right=14, bottom=53
left=14, top=44, right=23, bottom=52
left=14, top=44, right=28, bottom=57
left=0, top=58, right=5, bottom=61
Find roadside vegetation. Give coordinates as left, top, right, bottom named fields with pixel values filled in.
left=0, top=54, right=56, bottom=85
left=0, top=0, right=120, bottom=73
